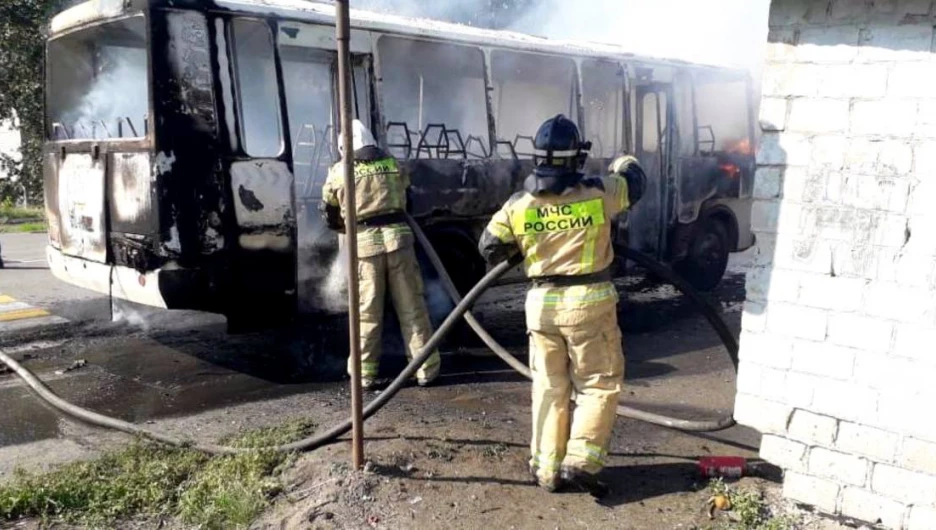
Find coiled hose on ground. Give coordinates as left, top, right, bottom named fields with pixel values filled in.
left=0, top=215, right=739, bottom=455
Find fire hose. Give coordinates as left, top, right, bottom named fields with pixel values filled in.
left=0, top=216, right=738, bottom=455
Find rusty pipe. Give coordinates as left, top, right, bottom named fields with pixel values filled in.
left=335, top=0, right=364, bottom=470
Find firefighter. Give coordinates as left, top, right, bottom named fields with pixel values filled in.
left=479, top=115, right=646, bottom=496
left=321, top=119, right=441, bottom=389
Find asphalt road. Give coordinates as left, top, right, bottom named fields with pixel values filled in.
left=0, top=232, right=759, bottom=487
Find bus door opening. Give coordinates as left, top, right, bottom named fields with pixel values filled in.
left=277, top=26, right=373, bottom=313
left=631, top=82, right=673, bottom=260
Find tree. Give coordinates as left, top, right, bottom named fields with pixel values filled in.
left=0, top=0, right=68, bottom=203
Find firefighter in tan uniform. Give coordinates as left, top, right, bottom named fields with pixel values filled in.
left=479, top=115, right=646, bottom=496
left=322, top=120, right=441, bottom=389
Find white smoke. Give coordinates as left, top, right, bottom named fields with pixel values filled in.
left=511, top=0, right=770, bottom=72
left=62, top=49, right=148, bottom=139
left=350, top=0, right=770, bottom=76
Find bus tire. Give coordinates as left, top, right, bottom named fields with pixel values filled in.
left=674, top=217, right=729, bottom=292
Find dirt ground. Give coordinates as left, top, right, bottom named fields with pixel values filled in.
left=0, top=255, right=852, bottom=529
left=244, top=271, right=819, bottom=530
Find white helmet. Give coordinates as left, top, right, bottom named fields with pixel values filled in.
left=338, top=119, right=376, bottom=156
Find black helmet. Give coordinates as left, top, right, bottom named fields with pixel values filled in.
left=527, top=114, right=591, bottom=194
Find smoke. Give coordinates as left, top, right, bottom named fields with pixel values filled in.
left=349, top=0, right=770, bottom=76
left=47, top=16, right=149, bottom=140
left=297, top=208, right=350, bottom=314
left=61, top=50, right=148, bottom=140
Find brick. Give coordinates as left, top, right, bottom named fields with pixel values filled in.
left=889, top=62, right=936, bottom=98
left=788, top=99, right=851, bottom=134
left=797, top=274, right=865, bottom=311
left=809, top=447, right=869, bottom=486
left=783, top=472, right=841, bottom=513
left=810, top=136, right=848, bottom=169
left=751, top=199, right=781, bottom=232
left=811, top=379, right=879, bottom=423
left=767, top=0, right=812, bottom=27
left=735, top=362, right=763, bottom=395
left=759, top=98, right=788, bottom=132
left=900, top=438, right=936, bottom=476
left=788, top=409, right=838, bottom=445
left=905, top=216, right=936, bottom=256
left=765, top=28, right=798, bottom=62
left=762, top=64, right=823, bottom=98
left=915, top=141, right=936, bottom=177
left=830, top=241, right=879, bottom=279
left=747, top=268, right=801, bottom=304
left=916, top=102, right=936, bottom=138
left=872, top=214, right=912, bottom=248
left=791, top=340, right=857, bottom=379
left=760, top=434, right=808, bottom=471
left=832, top=174, right=911, bottom=213
left=785, top=371, right=821, bottom=408
left=776, top=203, right=805, bottom=234
left=782, top=168, right=826, bottom=204
left=827, top=314, right=893, bottom=352
left=741, top=300, right=768, bottom=333
left=872, top=464, right=936, bottom=505
left=796, top=26, right=861, bottom=63
left=878, top=390, right=936, bottom=443
left=851, top=100, right=918, bottom=137
left=767, top=303, right=828, bottom=341
left=853, top=352, right=929, bottom=391
left=836, top=422, right=899, bottom=462
left=734, top=393, right=793, bottom=434
left=845, top=139, right=913, bottom=176
left=738, top=330, right=794, bottom=369
left=754, top=167, right=782, bottom=199
left=757, top=132, right=812, bottom=166
left=877, top=252, right=936, bottom=289
left=908, top=506, right=936, bottom=530
left=840, top=487, right=907, bottom=529
left=749, top=233, right=777, bottom=268
left=775, top=237, right=834, bottom=274
left=858, top=25, right=935, bottom=62
left=893, top=324, right=936, bottom=362
left=817, top=64, right=889, bottom=99
left=864, top=282, right=936, bottom=324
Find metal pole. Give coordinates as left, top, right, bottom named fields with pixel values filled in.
left=335, top=0, right=364, bottom=470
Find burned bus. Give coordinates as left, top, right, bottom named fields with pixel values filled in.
left=43, top=0, right=755, bottom=328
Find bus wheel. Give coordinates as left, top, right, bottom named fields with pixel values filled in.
left=674, top=218, right=729, bottom=292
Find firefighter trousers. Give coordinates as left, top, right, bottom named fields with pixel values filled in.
left=348, top=246, right=441, bottom=382
left=528, top=304, right=624, bottom=481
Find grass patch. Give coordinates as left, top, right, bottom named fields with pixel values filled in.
left=0, top=221, right=45, bottom=233
left=0, top=201, right=44, bottom=223
left=0, top=418, right=316, bottom=529
left=706, top=478, right=797, bottom=530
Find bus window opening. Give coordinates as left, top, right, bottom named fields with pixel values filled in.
left=492, top=51, right=577, bottom=158
left=47, top=16, right=148, bottom=140
left=581, top=60, right=625, bottom=159
left=378, top=37, right=488, bottom=159
left=693, top=75, right=751, bottom=157
left=231, top=19, right=283, bottom=158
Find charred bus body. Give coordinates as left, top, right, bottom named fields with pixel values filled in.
left=44, top=0, right=755, bottom=327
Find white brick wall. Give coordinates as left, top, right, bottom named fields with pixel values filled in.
left=783, top=472, right=841, bottom=512
left=738, top=2, right=936, bottom=527
left=841, top=487, right=906, bottom=528
left=809, top=447, right=869, bottom=485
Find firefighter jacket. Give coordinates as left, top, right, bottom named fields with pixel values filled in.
left=322, top=146, right=414, bottom=258
left=479, top=174, right=631, bottom=327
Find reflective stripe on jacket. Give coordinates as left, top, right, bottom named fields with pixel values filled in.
left=479, top=174, right=631, bottom=321
left=323, top=150, right=413, bottom=257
